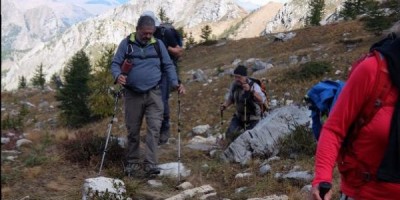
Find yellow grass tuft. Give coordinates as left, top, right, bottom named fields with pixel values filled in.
left=23, top=166, right=42, bottom=179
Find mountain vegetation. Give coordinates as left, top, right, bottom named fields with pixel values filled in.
left=30, top=64, right=46, bottom=90
left=55, top=50, right=92, bottom=128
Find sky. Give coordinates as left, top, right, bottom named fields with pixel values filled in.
left=17, top=0, right=290, bottom=15
left=235, top=0, right=289, bottom=11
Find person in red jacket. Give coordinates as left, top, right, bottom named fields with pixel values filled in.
left=311, top=24, right=400, bottom=200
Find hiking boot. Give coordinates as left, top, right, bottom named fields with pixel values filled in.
left=125, top=163, right=141, bottom=176
left=158, top=138, right=169, bottom=146
left=158, top=130, right=170, bottom=146
left=144, top=164, right=161, bottom=175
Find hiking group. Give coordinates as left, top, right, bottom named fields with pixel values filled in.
left=109, top=9, right=400, bottom=199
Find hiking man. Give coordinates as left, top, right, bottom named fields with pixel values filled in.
left=220, top=65, right=266, bottom=143
left=110, top=15, right=184, bottom=176
left=310, top=24, right=400, bottom=199
left=141, top=11, right=185, bottom=145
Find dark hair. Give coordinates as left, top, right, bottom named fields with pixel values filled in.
left=137, top=15, right=155, bottom=29
left=233, top=65, right=247, bottom=76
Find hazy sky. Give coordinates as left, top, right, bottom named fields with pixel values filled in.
left=235, top=0, right=289, bottom=11
left=236, top=0, right=289, bottom=6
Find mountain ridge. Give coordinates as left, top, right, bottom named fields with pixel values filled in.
left=1, top=0, right=347, bottom=91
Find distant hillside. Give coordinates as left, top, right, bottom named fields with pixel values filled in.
left=1, top=0, right=246, bottom=91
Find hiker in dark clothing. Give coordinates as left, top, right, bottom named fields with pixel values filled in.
left=110, top=15, right=184, bottom=176
left=220, top=65, right=266, bottom=144
left=311, top=23, right=400, bottom=200
left=141, top=11, right=186, bottom=145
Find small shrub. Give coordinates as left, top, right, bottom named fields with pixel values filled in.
left=60, top=130, right=124, bottom=167
left=1, top=104, right=29, bottom=130
left=277, top=124, right=316, bottom=158
left=287, top=61, right=332, bottom=81
left=201, top=40, right=218, bottom=46
left=24, top=154, right=47, bottom=167
left=1, top=169, right=22, bottom=185
left=215, top=66, right=224, bottom=75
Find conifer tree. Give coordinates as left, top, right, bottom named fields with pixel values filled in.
left=200, top=25, right=212, bottom=42
left=185, top=32, right=197, bottom=49
left=88, top=46, right=116, bottom=118
left=158, top=7, right=171, bottom=23
left=364, top=1, right=390, bottom=34
left=340, top=0, right=370, bottom=20
left=18, top=76, right=27, bottom=89
left=56, top=49, right=92, bottom=128
left=31, top=63, right=46, bottom=89
left=306, top=0, right=325, bottom=26
left=176, top=27, right=186, bottom=40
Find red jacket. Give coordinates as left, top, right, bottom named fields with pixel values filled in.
left=312, top=55, right=400, bottom=199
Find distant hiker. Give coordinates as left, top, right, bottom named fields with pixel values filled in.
left=220, top=65, right=266, bottom=144
left=311, top=25, right=400, bottom=200
left=110, top=15, right=185, bottom=176
left=141, top=10, right=186, bottom=145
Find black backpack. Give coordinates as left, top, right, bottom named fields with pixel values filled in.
left=155, top=23, right=183, bottom=47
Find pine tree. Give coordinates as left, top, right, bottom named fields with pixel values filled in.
left=340, top=0, right=370, bottom=20
left=306, top=0, right=325, bottom=26
left=185, top=32, right=197, bottom=49
left=158, top=7, right=171, bottom=23
left=176, top=27, right=186, bottom=40
left=88, top=46, right=116, bottom=118
left=364, top=0, right=393, bottom=35
left=56, top=49, right=92, bottom=128
left=18, top=76, right=27, bottom=89
left=31, top=63, right=46, bottom=89
left=200, top=25, right=212, bottom=42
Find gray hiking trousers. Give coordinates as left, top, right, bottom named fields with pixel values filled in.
left=124, top=86, right=163, bottom=166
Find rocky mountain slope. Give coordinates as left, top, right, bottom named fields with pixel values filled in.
left=264, top=0, right=345, bottom=34
left=228, top=1, right=284, bottom=39
left=1, top=19, right=388, bottom=199
left=1, top=0, right=247, bottom=91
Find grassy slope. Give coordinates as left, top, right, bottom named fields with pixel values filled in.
left=1, top=20, right=384, bottom=199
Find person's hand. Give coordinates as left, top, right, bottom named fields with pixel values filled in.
left=177, top=83, right=186, bottom=94
left=241, top=82, right=251, bottom=91
left=220, top=103, right=226, bottom=111
left=310, top=184, right=332, bottom=200
left=117, top=74, right=127, bottom=85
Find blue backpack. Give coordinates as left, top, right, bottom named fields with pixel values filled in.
left=305, top=80, right=345, bottom=140
left=305, top=50, right=392, bottom=141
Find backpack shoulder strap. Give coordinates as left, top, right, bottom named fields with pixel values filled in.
left=356, top=50, right=393, bottom=126
left=153, top=40, right=162, bottom=61
left=346, top=51, right=393, bottom=144
left=125, top=33, right=134, bottom=59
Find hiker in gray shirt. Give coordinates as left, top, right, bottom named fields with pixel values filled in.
left=111, top=15, right=185, bottom=176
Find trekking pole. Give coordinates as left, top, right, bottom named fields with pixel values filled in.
left=319, top=182, right=332, bottom=199
left=220, top=103, right=224, bottom=126
left=244, top=98, right=247, bottom=131
left=177, top=92, right=182, bottom=183
left=98, top=88, right=122, bottom=175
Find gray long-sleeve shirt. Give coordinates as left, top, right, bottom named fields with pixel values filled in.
left=111, top=34, right=178, bottom=93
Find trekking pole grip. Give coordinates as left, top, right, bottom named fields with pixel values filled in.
left=318, top=182, right=331, bottom=199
